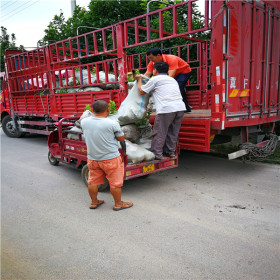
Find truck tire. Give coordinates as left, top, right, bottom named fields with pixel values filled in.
left=2, top=115, right=23, bottom=138
left=81, top=164, right=109, bottom=191
left=48, top=151, right=59, bottom=166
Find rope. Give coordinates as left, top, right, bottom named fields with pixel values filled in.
left=239, top=133, right=279, bottom=162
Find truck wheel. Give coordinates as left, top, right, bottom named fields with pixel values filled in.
left=48, top=151, right=59, bottom=166
left=81, top=164, right=109, bottom=191
left=2, top=115, right=23, bottom=138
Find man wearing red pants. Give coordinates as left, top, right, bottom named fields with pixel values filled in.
left=81, top=100, right=133, bottom=211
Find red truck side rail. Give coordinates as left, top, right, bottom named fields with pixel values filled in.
left=2, top=0, right=280, bottom=154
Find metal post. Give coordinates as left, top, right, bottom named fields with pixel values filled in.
left=146, top=0, right=170, bottom=41
left=76, top=26, right=100, bottom=36
left=71, top=0, right=76, bottom=16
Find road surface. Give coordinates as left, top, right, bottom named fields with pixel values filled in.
left=1, top=131, right=280, bottom=280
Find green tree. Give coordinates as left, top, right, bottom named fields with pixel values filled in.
left=0, top=26, right=24, bottom=71
left=40, top=0, right=208, bottom=79
left=41, top=0, right=146, bottom=46
left=41, top=0, right=208, bottom=45
left=39, top=6, right=89, bottom=45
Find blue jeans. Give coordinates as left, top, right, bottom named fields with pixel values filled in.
left=175, top=72, right=191, bottom=108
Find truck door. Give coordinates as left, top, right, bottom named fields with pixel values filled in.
left=225, top=1, right=279, bottom=117
left=0, top=73, right=10, bottom=115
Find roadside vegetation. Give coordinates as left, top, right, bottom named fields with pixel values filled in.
left=210, top=122, right=280, bottom=164
left=0, top=26, right=24, bottom=72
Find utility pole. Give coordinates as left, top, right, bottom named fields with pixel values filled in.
left=71, top=0, right=76, bottom=16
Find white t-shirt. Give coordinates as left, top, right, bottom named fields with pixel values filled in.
left=81, top=117, right=124, bottom=161
left=141, top=74, right=186, bottom=114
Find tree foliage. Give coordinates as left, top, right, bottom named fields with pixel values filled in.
left=0, top=26, right=24, bottom=72
left=41, top=0, right=146, bottom=45
left=40, top=0, right=208, bottom=86
left=41, top=0, right=208, bottom=45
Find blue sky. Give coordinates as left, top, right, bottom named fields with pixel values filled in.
left=1, top=0, right=205, bottom=49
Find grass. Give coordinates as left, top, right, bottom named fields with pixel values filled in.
left=263, top=145, right=280, bottom=164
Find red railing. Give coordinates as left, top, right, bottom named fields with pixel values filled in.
left=127, top=41, right=211, bottom=109
left=122, top=0, right=210, bottom=48
left=48, top=25, right=117, bottom=64
left=6, top=0, right=212, bottom=114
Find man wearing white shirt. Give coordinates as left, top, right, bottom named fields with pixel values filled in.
left=135, top=62, right=186, bottom=160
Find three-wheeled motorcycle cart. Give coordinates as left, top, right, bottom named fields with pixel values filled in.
left=47, top=117, right=179, bottom=191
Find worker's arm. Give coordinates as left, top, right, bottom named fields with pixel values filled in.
left=116, top=136, right=126, bottom=153
left=116, top=133, right=126, bottom=152
left=168, top=69, right=177, bottom=78
left=143, top=71, right=152, bottom=78
left=134, top=76, right=147, bottom=95
left=116, top=135, right=125, bottom=142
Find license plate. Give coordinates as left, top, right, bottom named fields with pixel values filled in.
left=143, top=164, right=155, bottom=173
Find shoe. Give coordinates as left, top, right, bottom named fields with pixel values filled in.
left=164, top=152, right=175, bottom=158
left=155, top=156, right=163, bottom=160
left=113, top=201, right=133, bottom=211
left=89, top=200, right=104, bottom=209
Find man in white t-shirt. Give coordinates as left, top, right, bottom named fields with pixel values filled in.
left=135, top=62, right=186, bottom=160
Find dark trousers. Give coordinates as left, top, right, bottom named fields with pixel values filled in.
left=151, top=111, right=184, bottom=158
left=175, top=72, right=191, bottom=108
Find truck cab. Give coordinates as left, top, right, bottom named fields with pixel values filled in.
left=0, top=72, right=12, bottom=127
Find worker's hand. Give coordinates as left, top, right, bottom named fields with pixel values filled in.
left=134, top=75, right=142, bottom=81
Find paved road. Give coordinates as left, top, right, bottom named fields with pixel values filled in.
left=1, top=130, right=280, bottom=280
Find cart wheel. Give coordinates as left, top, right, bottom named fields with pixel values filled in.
left=81, top=164, right=109, bottom=191
left=48, top=151, right=59, bottom=166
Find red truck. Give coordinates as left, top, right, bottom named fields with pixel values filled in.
left=1, top=0, right=279, bottom=158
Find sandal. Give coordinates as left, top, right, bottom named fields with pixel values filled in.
left=89, top=200, right=104, bottom=209
left=113, top=201, right=133, bottom=211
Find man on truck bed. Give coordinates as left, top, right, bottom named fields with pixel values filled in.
left=135, top=62, right=186, bottom=160
left=81, top=100, right=133, bottom=211
left=144, top=47, right=192, bottom=112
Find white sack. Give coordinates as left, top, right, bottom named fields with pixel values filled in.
left=138, top=122, right=153, bottom=140
left=125, top=140, right=155, bottom=163
left=117, top=75, right=150, bottom=125
left=66, top=88, right=79, bottom=93
left=96, top=71, right=116, bottom=89
left=67, top=126, right=84, bottom=141
left=98, top=71, right=116, bottom=83
left=121, top=124, right=140, bottom=143
left=75, top=110, right=94, bottom=128
left=67, top=76, right=80, bottom=86
left=78, top=87, right=103, bottom=92
left=137, top=122, right=153, bottom=149
left=138, top=139, right=152, bottom=150
left=107, top=113, right=119, bottom=122
left=76, top=69, right=96, bottom=85
left=127, top=82, right=134, bottom=89
left=80, top=110, right=94, bottom=120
